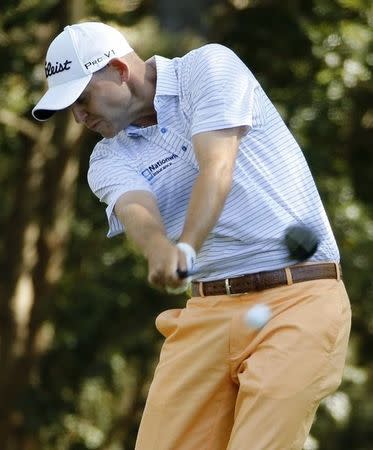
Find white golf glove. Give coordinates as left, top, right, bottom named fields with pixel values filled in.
left=166, top=242, right=196, bottom=294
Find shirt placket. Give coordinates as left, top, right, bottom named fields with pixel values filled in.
left=152, top=95, right=199, bottom=170
left=145, top=125, right=199, bottom=171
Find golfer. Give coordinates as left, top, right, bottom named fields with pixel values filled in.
left=33, top=22, right=351, bottom=450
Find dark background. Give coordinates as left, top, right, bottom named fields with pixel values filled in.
left=0, top=0, right=372, bottom=449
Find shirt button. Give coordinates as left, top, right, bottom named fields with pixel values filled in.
left=160, top=127, right=167, bottom=134
left=181, top=145, right=187, bottom=151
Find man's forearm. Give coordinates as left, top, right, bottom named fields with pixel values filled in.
left=118, top=203, right=167, bottom=255
left=114, top=192, right=187, bottom=289
left=180, top=127, right=241, bottom=252
left=179, top=167, right=233, bottom=252
left=114, top=192, right=169, bottom=259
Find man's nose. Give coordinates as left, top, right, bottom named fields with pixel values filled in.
left=71, top=104, right=87, bottom=124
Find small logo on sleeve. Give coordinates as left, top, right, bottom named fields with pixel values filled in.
left=141, top=154, right=179, bottom=181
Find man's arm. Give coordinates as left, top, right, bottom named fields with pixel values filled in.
left=114, top=191, right=188, bottom=289
left=178, top=127, right=243, bottom=251
left=114, top=126, right=242, bottom=290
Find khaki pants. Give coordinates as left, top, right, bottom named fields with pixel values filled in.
left=135, top=279, right=351, bottom=450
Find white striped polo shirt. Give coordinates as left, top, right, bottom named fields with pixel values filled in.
left=88, top=44, right=339, bottom=281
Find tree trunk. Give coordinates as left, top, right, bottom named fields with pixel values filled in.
left=0, top=2, right=88, bottom=447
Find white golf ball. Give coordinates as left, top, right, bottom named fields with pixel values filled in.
left=244, top=304, right=271, bottom=329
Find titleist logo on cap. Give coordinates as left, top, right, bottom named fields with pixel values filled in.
left=45, top=60, right=72, bottom=78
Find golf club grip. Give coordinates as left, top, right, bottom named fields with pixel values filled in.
left=177, top=268, right=189, bottom=279
left=177, top=268, right=198, bottom=279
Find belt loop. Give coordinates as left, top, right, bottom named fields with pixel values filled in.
left=225, top=278, right=232, bottom=295
left=334, top=262, right=341, bottom=281
left=198, top=281, right=205, bottom=297
left=285, top=267, right=293, bottom=285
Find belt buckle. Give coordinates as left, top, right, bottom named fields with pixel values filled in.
left=225, top=277, right=250, bottom=296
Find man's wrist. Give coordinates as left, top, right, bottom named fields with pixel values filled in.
left=176, top=242, right=196, bottom=261
left=176, top=242, right=197, bottom=276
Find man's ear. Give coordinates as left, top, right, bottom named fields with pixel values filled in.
left=108, top=58, right=130, bottom=82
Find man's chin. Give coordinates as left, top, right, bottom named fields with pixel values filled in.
left=99, top=130, right=118, bottom=139
left=96, top=125, right=118, bottom=139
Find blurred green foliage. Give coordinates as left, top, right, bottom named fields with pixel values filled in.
left=0, top=1, right=372, bottom=449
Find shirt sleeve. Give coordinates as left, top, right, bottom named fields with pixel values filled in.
left=87, top=140, right=153, bottom=237
left=188, top=44, right=260, bottom=136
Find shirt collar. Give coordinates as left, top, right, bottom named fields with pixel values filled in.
left=125, top=56, right=177, bottom=138
left=126, top=124, right=158, bottom=138
left=153, top=55, right=178, bottom=97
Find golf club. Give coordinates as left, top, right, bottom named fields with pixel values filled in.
left=177, top=224, right=319, bottom=279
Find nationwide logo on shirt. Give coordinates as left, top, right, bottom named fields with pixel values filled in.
left=141, top=154, right=179, bottom=181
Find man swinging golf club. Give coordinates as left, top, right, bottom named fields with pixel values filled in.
left=33, top=22, right=351, bottom=450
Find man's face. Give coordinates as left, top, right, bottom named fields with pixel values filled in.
left=70, top=66, right=132, bottom=138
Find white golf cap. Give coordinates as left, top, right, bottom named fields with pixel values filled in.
left=32, top=22, right=133, bottom=121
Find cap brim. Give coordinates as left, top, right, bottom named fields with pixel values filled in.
left=32, top=74, right=93, bottom=121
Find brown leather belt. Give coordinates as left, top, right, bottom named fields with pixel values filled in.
left=191, top=263, right=341, bottom=297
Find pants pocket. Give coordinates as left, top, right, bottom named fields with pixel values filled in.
left=155, top=308, right=183, bottom=338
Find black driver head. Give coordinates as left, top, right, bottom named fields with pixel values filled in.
left=284, top=225, right=319, bottom=262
